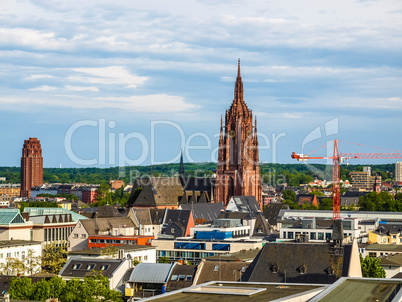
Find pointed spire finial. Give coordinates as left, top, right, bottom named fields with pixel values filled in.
left=237, top=58, right=241, bottom=78
left=179, top=149, right=184, bottom=176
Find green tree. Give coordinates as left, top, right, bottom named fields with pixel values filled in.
left=32, top=278, right=51, bottom=301
left=319, top=198, right=333, bottom=210
left=360, top=254, right=386, bottom=278
left=100, top=245, right=118, bottom=259
left=9, top=277, right=34, bottom=300
left=159, top=256, right=169, bottom=263
left=309, top=191, right=324, bottom=196
left=42, top=242, right=68, bottom=274
left=282, top=190, right=296, bottom=202
left=0, top=257, right=25, bottom=275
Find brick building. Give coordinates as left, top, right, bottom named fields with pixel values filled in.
left=21, top=138, right=43, bottom=197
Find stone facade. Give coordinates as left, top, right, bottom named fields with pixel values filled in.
left=215, top=60, right=262, bottom=209
left=21, top=138, right=43, bottom=197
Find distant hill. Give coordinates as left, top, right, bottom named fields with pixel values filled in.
left=0, top=163, right=395, bottom=186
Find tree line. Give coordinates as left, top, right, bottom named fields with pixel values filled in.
left=0, top=163, right=395, bottom=186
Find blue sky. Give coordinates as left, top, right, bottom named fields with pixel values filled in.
left=1, top=0, right=402, bottom=168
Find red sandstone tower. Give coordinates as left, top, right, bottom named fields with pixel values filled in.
left=21, top=138, right=43, bottom=197
left=215, top=60, right=262, bottom=209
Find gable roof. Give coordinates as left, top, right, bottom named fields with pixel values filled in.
left=180, top=203, right=224, bottom=224
left=29, top=213, right=73, bottom=224
left=59, top=258, right=127, bottom=278
left=131, top=208, right=152, bottom=225
left=180, top=177, right=215, bottom=195
left=162, top=209, right=193, bottom=237
left=128, top=263, right=176, bottom=283
left=226, top=196, right=260, bottom=213
left=80, top=217, right=135, bottom=236
left=130, top=177, right=183, bottom=207
left=243, top=242, right=352, bottom=284
left=0, top=209, right=26, bottom=225
left=263, top=203, right=290, bottom=226
left=296, top=194, right=317, bottom=206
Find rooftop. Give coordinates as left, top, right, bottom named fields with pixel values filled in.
left=311, top=277, right=402, bottom=302
left=140, top=281, right=326, bottom=301
left=68, top=244, right=155, bottom=256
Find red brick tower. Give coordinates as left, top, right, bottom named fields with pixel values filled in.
left=215, top=60, right=262, bottom=209
left=21, top=138, right=43, bottom=197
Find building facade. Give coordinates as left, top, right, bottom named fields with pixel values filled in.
left=21, top=138, right=43, bottom=197
left=396, top=162, right=402, bottom=182
left=215, top=60, right=262, bottom=209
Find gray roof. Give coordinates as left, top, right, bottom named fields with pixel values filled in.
left=180, top=203, right=224, bottom=224
left=243, top=242, right=352, bottom=284
left=23, top=207, right=88, bottom=222
left=80, top=217, right=135, bottom=236
left=0, top=209, right=26, bottom=225
left=59, top=258, right=127, bottom=278
left=228, top=196, right=260, bottom=213
left=0, top=240, right=42, bottom=248
left=128, top=263, right=176, bottom=283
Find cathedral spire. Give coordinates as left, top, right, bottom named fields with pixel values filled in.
left=219, top=116, right=224, bottom=142
left=234, top=58, right=244, bottom=104
left=179, top=150, right=184, bottom=176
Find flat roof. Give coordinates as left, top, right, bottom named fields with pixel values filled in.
left=205, top=248, right=260, bottom=262
left=140, top=281, right=325, bottom=301
left=315, top=278, right=402, bottom=302
left=0, top=240, right=42, bottom=247
left=365, top=244, right=402, bottom=251
left=68, top=244, right=155, bottom=255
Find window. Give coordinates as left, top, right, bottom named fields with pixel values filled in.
left=171, top=228, right=175, bottom=233
left=21, top=251, right=25, bottom=260
left=73, top=234, right=78, bottom=238
left=100, top=265, right=109, bottom=270
left=72, top=264, right=81, bottom=270
left=318, top=232, right=324, bottom=240
left=179, top=275, right=185, bottom=280
left=171, top=275, right=178, bottom=281
left=213, top=265, right=219, bottom=271
left=144, top=256, right=148, bottom=261
left=0, top=254, right=3, bottom=259
left=6, top=253, right=11, bottom=258
left=288, top=232, right=294, bottom=239
left=81, top=234, right=86, bottom=238
left=86, top=264, right=95, bottom=270
left=325, top=233, right=332, bottom=240
left=310, top=232, right=316, bottom=240
left=186, top=275, right=193, bottom=281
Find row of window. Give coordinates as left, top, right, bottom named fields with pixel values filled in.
left=72, top=263, right=109, bottom=271
left=0, top=251, right=26, bottom=259
left=171, top=275, right=192, bottom=281
left=158, top=250, right=214, bottom=259
left=44, top=227, right=73, bottom=242
left=283, top=231, right=353, bottom=240
left=88, top=239, right=138, bottom=244
left=73, top=233, right=86, bottom=238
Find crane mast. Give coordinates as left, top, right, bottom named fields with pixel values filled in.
left=291, top=139, right=402, bottom=220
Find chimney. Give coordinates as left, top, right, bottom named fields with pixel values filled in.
left=332, top=219, right=344, bottom=247
left=118, top=249, right=124, bottom=259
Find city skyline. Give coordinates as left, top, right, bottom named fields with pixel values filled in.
left=1, top=0, right=402, bottom=168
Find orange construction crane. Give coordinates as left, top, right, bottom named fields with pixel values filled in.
left=291, top=139, right=402, bottom=220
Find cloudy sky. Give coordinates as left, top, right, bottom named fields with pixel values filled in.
left=1, top=0, right=402, bottom=168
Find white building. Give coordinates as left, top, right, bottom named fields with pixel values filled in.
left=68, top=245, right=157, bottom=263
left=0, top=240, right=42, bottom=275
left=396, top=162, right=402, bottom=182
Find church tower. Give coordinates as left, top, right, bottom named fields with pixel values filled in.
left=215, top=60, right=262, bottom=209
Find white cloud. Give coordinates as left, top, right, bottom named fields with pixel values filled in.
left=65, top=85, right=99, bottom=92
left=0, top=94, right=197, bottom=113
left=25, top=74, right=55, bottom=80
left=29, top=85, right=57, bottom=91
left=69, top=66, right=148, bottom=88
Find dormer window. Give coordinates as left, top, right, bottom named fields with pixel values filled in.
left=271, top=264, right=279, bottom=273
left=326, top=267, right=334, bottom=276
left=86, top=264, right=95, bottom=271
left=298, top=265, right=307, bottom=274
left=100, top=265, right=109, bottom=270
left=214, top=265, right=219, bottom=271
left=72, top=264, right=81, bottom=270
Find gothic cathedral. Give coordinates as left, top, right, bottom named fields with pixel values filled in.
left=215, top=60, right=262, bottom=209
